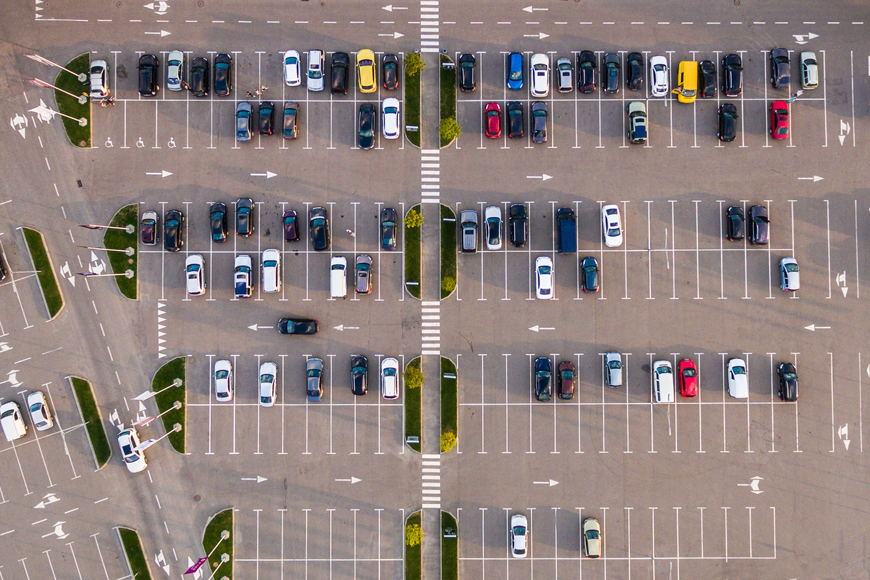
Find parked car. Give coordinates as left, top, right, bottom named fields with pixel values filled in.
left=138, top=54, right=159, bottom=97
left=356, top=49, right=377, bottom=93
left=510, top=514, right=528, bottom=558
left=780, top=257, right=800, bottom=291
left=582, top=518, right=602, bottom=558
left=460, top=209, right=478, bottom=253
left=118, top=428, right=146, bottom=473
left=355, top=254, right=372, bottom=294
left=653, top=360, right=675, bottom=403
left=282, top=210, right=300, bottom=242
left=382, top=53, right=399, bottom=89
left=236, top=102, right=253, bottom=142
left=769, top=47, right=790, bottom=88
left=351, top=355, right=368, bottom=395
left=141, top=210, right=159, bottom=245
left=213, top=53, right=233, bottom=97
left=258, top=101, right=275, bottom=135
left=770, top=100, right=789, bottom=139
left=358, top=102, right=376, bottom=150
left=627, top=101, right=647, bottom=144
left=507, top=101, right=524, bottom=138
left=777, top=362, right=799, bottom=401
left=283, top=101, right=299, bottom=139
left=0, top=401, right=26, bottom=442
left=577, top=50, right=597, bottom=93
left=163, top=209, right=184, bottom=252
left=214, top=359, right=234, bottom=402
left=556, top=57, right=572, bottom=92
left=605, top=352, right=622, bottom=387
left=259, top=361, right=278, bottom=407
left=381, top=357, right=400, bottom=399
left=800, top=51, right=819, bottom=89
left=331, top=52, right=349, bottom=94
left=233, top=254, right=253, bottom=298
left=277, top=318, right=318, bottom=335
left=725, top=206, right=745, bottom=241
left=535, top=256, right=553, bottom=300
left=458, top=53, right=476, bottom=91
left=678, top=358, right=697, bottom=398
left=190, top=56, right=209, bottom=97
left=509, top=203, right=527, bottom=247
left=674, top=60, right=698, bottom=103
left=558, top=361, right=575, bottom=400
left=306, top=49, right=325, bottom=91
left=381, top=207, right=398, bottom=250
left=531, top=101, right=547, bottom=144
left=484, top=102, right=501, bottom=139
left=507, top=52, right=524, bottom=90
left=721, top=53, right=743, bottom=96
left=166, top=50, right=183, bottom=91
left=580, top=256, right=599, bottom=293
left=727, top=358, right=749, bottom=399
left=283, top=50, right=301, bottom=86
left=529, top=53, right=550, bottom=97
left=601, top=204, right=623, bottom=247
left=185, top=254, right=206, bottom=296
left=699, top=60, right=717, bottom=98
left=89, top=59, right=109, bottom=98
left=210, top=202, right=228, bottom=243
left=382, top=97, right=400, bottom=139
left=307, top=358, right=323, bottom=402
left=309, top=207, right=330, bottom=250
left=484, top=205, right=503, bottom=250
left=717, top=103, right=738, bottom=142
left=262, top=248, right=281, bottom=293
left=749, top=205, right=769, bottom=245
left=626, top=52, right=644, bottom=90
left=26, top=391, right=53, bottom=431
left=602, top=52, right=620, bottom=94
left=535, top=357, right=552, bottom=401
left=649, top=55, right=669, bottom=97
left=236, top=198, right=254, bottom=237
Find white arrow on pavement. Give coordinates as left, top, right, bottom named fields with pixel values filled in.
left=526, top=174, right=552, bottom=181
left=804, top=324, right=831, bottom=331
left=333, top=325, right=360, bottom=331
left=523, top=5, right=548, bottom=12
left=34, top=493, right=60, bottom=509
left=145, top=170, right=173, bottom=178
left=248, top=324, right=274, bottom=331
left=792, top=32, right=818, bottom=45
left=335, top=477, right=361, bottom=484
left=797, top=175, right=823, bottom=182
left=523, top=32, right=550, bottom=39
left=737, top=476, right=763, bottom=494
left=533, top=479, right=559, bottom=486
left=382, top=4, right=408, bottom=11
left=250, top=171, right=277, bottom=179
left=378, top=32, right=405, bottom=39
left=241, top=476, right=267, bottom=483
left=144, top=30, right=171, bottom=37
left=529, top=325, right=555, bottom=332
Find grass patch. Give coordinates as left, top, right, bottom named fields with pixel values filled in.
left=202, top=508, right=234, bottom=580
left=441, top=511, right=458, bottom=580
left=404, top=357, right=422, bottom=453
left=152, top=357, right=186, bottom=454
left=440, top=357, right=457, bottom=453
left=440, top=54, right=457, bottom=147
left=440, top=205, right=456, bottom=299
left=68, top=377, right=111, bottom=469
left=405, top=511, right=422, bottom=580
left=103, top=204, right=138, bottom=300
left=22, top=227, right=64, bottom=320
left=53, top=53, right=92, bottom=148
left=404, top=205, right=422, bottom=299
left=404, top=59, right=421, bottom=148
left=117, top=528, right=152, bottom=580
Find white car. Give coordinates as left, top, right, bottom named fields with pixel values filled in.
left=118, top=428, right=147, bottom=473
left=601, top=204, right=623, bottom=248
left=605, top=352, right=622, bottom=387
left=649, top=55, right=669, bottom=97
left=166, top=50, right=184, bottom=91
left=185, top=254, right=206, bottom=296
left=89, top=59, right=109, bottom=98
left=214, top=359, right=234, bottom=402
left=780, top=257, right=800, bottom=291
left=381, top=357, right=400, bottom=399
left=283, top=50, right=302, bottom=86
left=307, top=49, right=325, bottom=92
left=0, top=401, right=27, bottom=441
left=259, top=361, right=278, bottom=407
left=529, top=53, right=550, bottom=98
left=382, top=97, right=401, bottom=139
left=484, top=205, right=503, bottom=251
left=26, top=391, right=53, bottom=431
left=234, top=254, right=253, bottom=298
left=535, top=256, right=553, bottom=300
left=727, top=358, right=749, bottom=399
left=262, top=249, right=281, bottom=293
left=652, top=360, right=675, bottom=403
left=510, top=514, right=528, bottom=558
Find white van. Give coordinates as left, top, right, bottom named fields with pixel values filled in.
left=0, top=401, right=27, bottom=441
left=652, top=360, right=675, bottom=403
left=330, top=256, right=347, bottom=298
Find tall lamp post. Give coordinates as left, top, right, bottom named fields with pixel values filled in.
left=26, top=54, right=88, bottom=83
left=28, top=103, right=87, bottom=128
left=133, top=378, right=183, bottom=402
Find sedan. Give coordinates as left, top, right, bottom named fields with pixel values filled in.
left=580, top=256, right=599, bottom=293
left=89, top=59, right=108, bottom=98
left=535, top=256, right=553, bottom=300
left=556, top=57, right=573, bottom=92
left=458, top=53, right=476, bottom=91
left=510, top=514, right=528, bottom=558
left=484, top=205, right=502, bottom=251
left=506, top=51, right=524, bottom=90
left=358, top=102, right=376, bottom=150
left=749, top=205, right=769, bottom=245
left=577, top=50, right=597, bottom=93
left=355, top=254, right=372, bottom=294
left=777, top=362, right=799, bottom=401
left=727, top=358, right=748, bottom=399
left=382, top=53, right=399, bottom=90
left=626, top=52, right=644, bottom=90
left=236, top=198, right=254, bottom=237
left=602, top=52, right=620, bottom=94
left=331, top=52, right=350, bottom=94
left=258, top=101, right=275, bottom=135
left=259, top=362, right=277, bottom=407
left=605, top=352, right=622, bottom=387
left=509, top=203, right=527, bottom=247
left=190, top=56, right=209, bottom=97
left=118, top=428, right=147, bottom=473
left=283, top=50, right=301, bottom=86
left=582, top=518, right=602, bottom=558
left=382, top=357, right=400, bottom=399
left=678, top=358, right=697, bottom=398
left=381, top=207, right=398, bottom=250
left=725, top=206, right=745, bottom=241
left=233, top=254, right=253, bottom=298
left=534, top=357, right=552, bottom=402
left=649, top=55, right=669, bottom=97
left=699, top=60, right=717, bottom=98
left=717, top=103, right=738, bottom=142
left=277, top=318, right=318, bottom=335
left=721, top=53, right=743, bottom=96
left=769, top=47, right=790, bottom=88
left=382, top=97, right=400, bottom=139
left=209, top=202, right=228, bottom=243
left=506, top=101, right=524, bottom=139
left=141, top=210, right=159, bottom=245
left=214, top=53, right=233, bottom=97
left=780, top=257, right=800, bottom=291
left=283, top=101, right=299, bottom=139
left=769, top=100, right=789, bottom=140
left=309, top=207, right=330, bottom=251
left=306, top=358, right=324, bottom=402
left=166, top=50, right=183, bottom=91
left=460, top=209, right=478, bottom=253
left=800, top=51, right=819, bottom=89
left=138, top=54, right=159, bottom=97
left=262, top=248, right=281, bottom=293
left=236, top=102, right=253, bottom=142
left=306, top=49, right=325, bottom=91
left=530, top=101, right=547, bottom=144
left=558, top=361, right=575, bottom=400
left=351, top=355, right=368, bottom=396
left=356, top=49, right=377, bottom=93
left=529, top=53, right=550, bottom=98
left=653, top=360, right=675, bottom=403
left=283, top=210, right=300, bottom=242
left=26, top=391, right=53, bottom=431
left=214, top=359, right=234, bottom=402
left=185, top=254, right=206, bottom=296
left=601, top=204, right=623, bottom=248
left=164, top=209, right=184, bottom=252
left=484, top=102, right=502, bottom=139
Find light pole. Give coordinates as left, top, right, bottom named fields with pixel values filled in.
left=26, top=54, right=88, bottom=83
left=28, top=103, right=87, bottom=127
left=133, top=378, right=183, bottom=402
left=133, top=400, right=182, bottom=427
left=79, top=223, right=136, bottom=234
left=78, top=245, right=135, bottom=256
left=205, top=553, right=231, bottom=580
left=77, top=270, right=134, bottom=279
left=27, top=79, right=88, bottom=105
left=133, top=423, right=182, bottom=452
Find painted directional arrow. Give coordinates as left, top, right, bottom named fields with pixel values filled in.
left=523, top=32, right=550, bottom=39
left=529, top=325, right=555, bottom=332
left=250, top=171, right=277, bottom=179
left=144, top=30, right=171, bottom=37
left=333, top=324, right=360, bottom=331
left=34, top=493, right=60, bottom=509
left=804, top=324, right=831, bottom=331
left=523, top=5, right=548, bottom=12
left=145, top=170, right=172, bottom=178
left=378, top=32, right=405, bottom=39
left=792, top=32, right=818, bottom=45
left=737, top=476, right=763, bottom=494
left=241, top=476, right=267, bottom=483
left=797, top=175, right=823, bottom=182
left=526, top=174, right=552, bottom=181
left=335, top=477, right=361, bottom=484
left=533, top=479, right=559, bottom=486
left=382, top=4, right=408, bottom=11
left=248, top=324, right=274, bottom=331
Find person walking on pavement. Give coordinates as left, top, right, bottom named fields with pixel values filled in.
left=246, top=90, right=254, bottom=98
left=259, top=84, right=268, bottom=92
left=254, top=88, right=263, bottom=96
left=346, top=229, right=355, bottom=237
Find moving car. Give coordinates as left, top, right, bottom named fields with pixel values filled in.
left=535, top=356, right=552, bottom=401
left=627, top=101, right=647, bottom=144
left=185, top=254, right=206, bottom=296
left=721, top=53, right=743, bottom=96
left=626, top=52, right=644, bottom=90
left=769, top=100, right=789, bottom=139
left=138, top=54, right=159, bottom=97
left=506, top=52, right=524, bottom=90
left=210, top=202, right=228, bottom=242
left=381, top=357, right=400, bottom=399
left=484, top=102, right=502, bottom=138
left=166, top=50, right=184, bottom=91
left=259, top=361, right=278, bottom=407
left=484, top=205, right=503, bottom=250
left=678, top=358, right=697, bottom=398
left=458, top=53, right=476, bottom=91
left=277, top=318, right=318, bottom=335
left=307, top=49, right=325, bottom=91
left=0, top=401, right=26, bottom=442
left=558, top=361, right=575, bottom=400
left=283, top=50, right=301, bottom=86
left=331, top=52, right=349, bottom=94
left=164, top=209, right=184, bottom=252
left=358, top=102, right=376, bottom=150
left=531, top=101, right=547, bottom=144
left=602, top=52, right=620, bottom=94
left=258, top=101, right=275, bottom=135
left=605, top=352, right=622, bottom=387
left=236, top=101, right=253, bottom=142
left=283, top=210, right=300, bottom=242
left=236, top=198, right=254, bottom=237
left=777, top=362, right=799, bottom=401
left=26, top=391, right=53, bottom=431
left=509, top=203, right=527, bottom=247
left=307, top=358, right=323, bottom=402
left=382, top=97, right=400, bottom=139
left=309, top=207, right=330, bottom=250
left=283, top=101, right=299, bottom=139
left=214, top=53, right=233, bottom=97
left=653, top=360, right=675, bottom=403
left=699, top=60, right=717, bottom=98
left=649, top=55, right=669, bottom=97
left=556, top=57, right=573, bottom=93
left=118, top=428, right=146, bottom=473
left=780, top=257, right=800, bottom=291
left=535, top=256, right=553, bottom=300
left=717, top=103, right=738, bottom=142
left=141, top=211, right=159, bottom=245
left=577, top=50, right=597, bottom=93
left=89, top=59, right=108, bottom=98
left=381, top=207, right=398, bottom=250
left=674, top=60, right=698, bottom=103
left=727, top=358, right=749, bottom=399
left=233, top=254, right=253, bottom=298
left=507, top=101, right=524, bottom=138
left=510, top=514, right=528, bottom=558
left=601, top=204, right=623, bottom=248
left=382, top=53, right=399, bottom=90
left=726, top=206, right=745, bottom=240
left=214, top=359, right=234, bottom=402
left=529, top=53, right=550, bottom=97
left=355, top=254, right=372, bottom=294
left=749, top=205, right=769, bottom=245
left=356, top=49, right=377, bottom=93
left=580, top=256, right=599, bottom=293
left=262, top=248, right=281, bottom=293
left=769, top=47, right=790, bottom=89
left=190, top=56, right=209, bottom=97
left=460, top=209, right=478, bottom=253
left=582, top=518, right=602, bottom=558
left=351, top=355, right=368, bottom=395
left=800, top=51, right=819, bottom=89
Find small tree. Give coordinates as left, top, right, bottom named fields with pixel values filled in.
left=405, top=52, right=426, bottom=76
left=440, top=117, right=461, bottom=142
left=405, top=365, right=423, bottom=390
left=404, top=208, right=423, bottom=229
left=440, top=432, right=456, bottom=453
left=441, top=275, right=455, bottom=295
left=406, top=523, right=423, bottom=546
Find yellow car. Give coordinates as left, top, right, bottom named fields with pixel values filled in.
left=673, top=61, right=698, bottom=104
left=356, top=49, right=377, bottom=93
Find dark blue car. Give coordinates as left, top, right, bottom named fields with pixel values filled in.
left=507, top=52, right=524, bottom=90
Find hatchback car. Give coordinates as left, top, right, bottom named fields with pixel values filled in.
left=309, top=207, right=330, bottom=250
left=233, top=254, right=253, bottom=298
left=190, top=56, right=209, bottom=97
left=166, top=50, right=184, bottom=91
left=506, top=52, right=524, bottom=90
left=382, top=97, right=400, bottom=139
left=356, top=49, right=377, bottom=93
left=358, top=102, right=377, bottom=150
left=531, top=101, right=548, bottom=144
left=214, top=359, right=234, bottom=402
left=214, top=53, right=233, bottom=97
left=258, top=101, right=275, bottom=135
left=506, top=101, right=524, bottom=138
left=138, top=54, right=159, bottom=97
left=601, top=205, right=623, bottom=247
left=699, top=60, right=717, bottom=98
left=509, top=204, right=527, bottom=247
left=582, top=518, right=602, bottom=558
left=307, top=358, right=324, bottom=402
left=236, top=198, right=254, bottom=236
left=653, top=360, right=675, bottom=403
left=721, top=53, right=743, bottom=96
left=351, top=355, right=368, bottom=396
left=580, top=256, right=599, bottom=293
left=800, top=51, right=819, bottom=89
left=725, top=206, right=745, bottom=241
left=727, top=358, right=749, bottom=399
left=626, top=52, right=644, bottom=90
left=283, top=101, right=299, bottom=139
left=510, top=514, right=528, bottom=558
left=185, top=254, right=206, bottom=296
left=355, top=254, right=372, bottom=294
left=649, top=55, right=669, bottom=97
left=306, top=49, right=325, bottom=91
left=749, top=205, right=769, bottom=245
left=0, top=401, right=26, bottom=441
left=780, top=257, right=800, bottom=291
left=259, top=362, right=278, bottom=407
left=769, top=48, right=790, bottom=89
left=460, top=209, right=478, bottom=253
left=141, top=210, right=159, bottom=245
left=26, top=391, right=53, bottom=431
left=483, top=206, right=503, bottom=250
left=118, top=428, right=147, bottom=473
left=382, top=53, right=399, bottom=90
left=210, top=202, right=228, bottom=242
left=577, top=50, right=597, bottom=93
left=282, top=210, right=300, bottom=242
left=769, top=100, right=789, bottom=139
left=236, top=102, right=253, bottom=142
left=484, top=102, right=502, bottom=139
left=381, top=207, right=398, bottom=250
left=556, top=57, right=573, bottom=93
left=381, top=357, right=400, bottom=399
left=529, top=53, right=550, bottom=97
left=458, top=53, right=476, bottom=91
left=535, top=256, right=553, bottom=300
left=283, top=50, right=301, bottom=86
left=277, top=318, right=318, bottom=335
left=534, top=357, right=552, bottom=401
left=777, top=362, right=799, bottom=401
left=262, top=249, right=281, bottom=293
left=89, top=59, right=109, bottom=98
left=678, top=358, right=698, bottom=398
left=558, top=361, right=575, bottom=400
left=602, top=52, right=620, bottom=94
left=164, top=209, right=184, bottom=252
left=627, top=101, right=647, bottom=144
left=605, top=352, right=622, bottom=387
left=717, top=103, right=738, bottom=142
left=331, top=52, right=350, bottom=94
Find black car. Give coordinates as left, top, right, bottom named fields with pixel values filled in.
left=277, top=318, right=319, bottom=335
left=190, top=56, right=209, bottom=97
left=309, top=207, right=330, bottom=251
left=214, top=53, right=233, bottom=97
left=725, top=206, right=745, bottom=241
left=163, top=209, right=184, bottom=252
left=331, top=52, right=349, bottom=94
left=580, top=256, right=599, bottom=293
left=769, top=47, right=790, bottom=89
left=577, top=51, right=597, bottom=93
left=236, top=198, right=254, bottom=237
left=506, top=101, right=524, bottom=139
left=749, top=205, right=769, bottom=245
left=458, top=53, right=476, bottom=92
left=282, top=210, right=300, bottom=242
left=717, top=103, right=738, bottom=142
left=381, top=207, right=398, bottom=251
left=534, top=357, right=552, bottom=402
left=626, top=52, right=644, bottom=90
left=350, top=355, right=368, bottom=395
left=210, top=202, right=228, bottom=243
left=509, top=203, right=527, bottom=247
left=699, top=60, right=717, bottom=98
left=138, top=54, right=159, bottom=97
left=382, top=54, right=399, bottom=90
left=258, top=102, right=274, bottom=135
left=282, top=101, right=299, bottom=139
left=777, top=362, right=798, bottom=401
left=721, top=53, right=743, bottom=97
left=531, top=101, right=547, bottom=144
left=602, top=52, right=620, bottom=94
left=358, top=102, right=376, bottom=150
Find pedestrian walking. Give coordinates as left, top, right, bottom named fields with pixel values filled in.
left=259, top=84, right=268, bottom=92
left=346, top=229, right=355, bottom=237
left=254, top=88, right=263, bottom=96
left=180, top=80, right=189, bottom=90
left=246, top=90, right=254, bottom=98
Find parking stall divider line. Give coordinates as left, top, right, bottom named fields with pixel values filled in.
left=719, top=353, right=729, bottom=452
left=256, top=202, right=264, bottom=302
left=328, top=354, right=335, bottom=454
left=648, top=353, right=656, bottom=453
left=671, top=353, right=681, bottom=453
left=280, top=354, right=288, bottom=455
left=619, top=51, right=628, bottom=148
left=206, top=353, right=215, bottom=455
left=551, top=353, right=559, bottom=454
left=744, top=352, right=752, bottom=451
left=503, top=354, right=511, bottom=454
left=693, top=353, right=704, bottom=452
left=829, top=352, right=836, bottom=452
left=280, top=202, right=288, bottom=302
left=645, top=201, right=653, bottom=299
left=479, top=353, right=487, bottom=453
left=595, top=51, right=604, bottom=149
left=456, top=354, right=462, bottom=454
left=376, top=354, right=384, bottom=454
left=622, top=200, right=629, bottom=299
left=825, top=199, right=832, bottom=299
left=304, top=202, right=312, bottom=301
left=786, top=49, right=796, bottom=148
left=230, top=353, right=239, bottom=454
left=574, top=201, right=582, bottom=300
left=694, top=201, right=701, bottom=299
left=255, top=354, right=263, bottom=455
left=717, top=200, right=725, bottom=298
left=741, top=200, right=749, bottom=299
left=601, top=355, right=607, bottom=453
left=527, top=354, right=535, bottom=453
left=623, top=353, right=631, bottom=453
left=376, top=202, right=384, bottom=301
left=767, top=353, right=777, bottom=452
left=765, top=199, right=774, bottom=298
left=669, top=200, right=677, bottom=299
left=666, top=51, right=675, bottom=148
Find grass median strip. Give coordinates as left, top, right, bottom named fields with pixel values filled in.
left=404, top=356, right=422, bottom=453
left=54, top=53, right=91, bottom=148
left=202, top=508, right=234, bottom=580
left=440, top=357, right=457, bottom=453
left=440, top=204, right=456, bottom=299
left=22, top=227, right=64, bottom=320
left=152, top=357, right=186, bottom=454
left=405, top=511, right=422, bottom=580
left=117, top=527, right=152, bottom=580
left=440, top=54, right=459, bottom=147
left=404, top=52, right=423, bottom=148
left=404, top=205, right=422, bottom=299
left=441, top=511, right=458, bottom=580
left=68, top=376, right=111, bottom=469
left=103, top=204, right=138, bottom=300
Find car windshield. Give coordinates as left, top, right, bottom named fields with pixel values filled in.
left=754, top=216, right=768, bottom=224
left=187, top=264, right=200, bottom=272
left=657, top=366, right=672, bottom=374
left=284, top=216, right=296, bottom=226
left=539, top=265, right=551, bottom=275
left=90, top=65, right=102, bottom=73
left=509, top=109, right=521, bottom=118
left=608, top=360, right=621, bottom=369
left=384, top=368, right=397, bottom=377
left=264, top=260, right=277, bottom=268
left=216, top=63, right=228, bottom=72
left=360, top=59, right=373, bottom=67
left=533, top=110, right=546, bottom=118
left=513, top=526, right=526, bottom=535
left=358, top=263, right=370, bottom=272
left=783, top=372, right=797, bottom=380
left=122, top=445, right=136, bottom=460
left=307, top=369, right=320, bottom=377
left=312, top=218, right=325, bottom=228
left=353, top=365, right=366, bottom=374
left=586, top=530, right=600, bottom=539
left=215, top=370, right=229, bottom=380
left=286, top=56, right=297, bottom=65
left=584, top=264, right=596, bottom=274
left=784, top=263, right=799, bottom=272
left=653, top=64, right=666, bottom=74
left=309, top=69, right=322, bottom=79
left=236, top=266, right=250, bottom=274
left=562, top=370, right=574, bottom=379
left=536, top=370, right=549, bottom=379
left=607, top=227, right=620, bottom=236
left=461, top=61, right=473, bottom=69
left=732, top=366, right=746, bottom=375
left=29, top=402, right=42, bottom=413
left=385, top=106, right=398, bottom=115
left=683, top=368, right=696, bottom=377
left=260, top=374, right=274, bottom=383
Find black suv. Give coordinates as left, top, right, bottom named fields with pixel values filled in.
left=214, top=53, right=233, bottom=97
left=210, top=202, right=228, bottom=243
left=721, top=53, right=743, bottom=97
left=164, top=209, right=184, bottom=252
left=509, top=203, right=527, bottom=247
left=138, top=54, right=159, bottom=97
left=458, top=53, right=476, bottom=92
left=331, top=52, right=349, bottom=94
left=190, top=57, right=209, bottom=97
left=236, top=198, right=254, bottom=236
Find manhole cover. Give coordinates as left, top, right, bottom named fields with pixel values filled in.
left=194, top=495, right=201, bottom=501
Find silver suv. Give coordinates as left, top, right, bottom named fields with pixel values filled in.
left=460, top=210, right=478, bottom=253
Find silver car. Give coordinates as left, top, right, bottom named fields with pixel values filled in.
left=306, top=358, right=323, bottom=402
left=556, top=57, right=573, bottom=93
left=27, top=391, right=53, bottom=431
left=89, top=59, right=109, bottom=98
left=166, top=50, right=184, bottom=91
left=355, top=254, right=372, bottom=294
left=605, top=352, right=622, bottom=387
left=307, top=49, right=325, bottom=91
left=460, top=210, right=478, bottom=253
left=799, top=51, right=819, bottom=89
left=214, top=359, right=234, bottom=402
left=236, top=102, right=253, bottom=142
left=780, top=257, right=800, bottom=291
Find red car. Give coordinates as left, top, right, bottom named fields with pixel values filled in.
left=484, top=102, right=501, bottom=139
left=769, top=100, right=789, bottom=139
left=678, top=359, right=697, bottom=398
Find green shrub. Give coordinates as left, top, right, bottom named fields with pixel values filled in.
left=404, top=208, right=423, bottom=229
left=406, top=523, right=422, bottom=547
left=440, top=117, right=461, bottom=142
left=405, top=52, right=426, bottom=76
left=405, top=365, right=423, bottom=390
left=440, top=432, right=456, bottom=453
